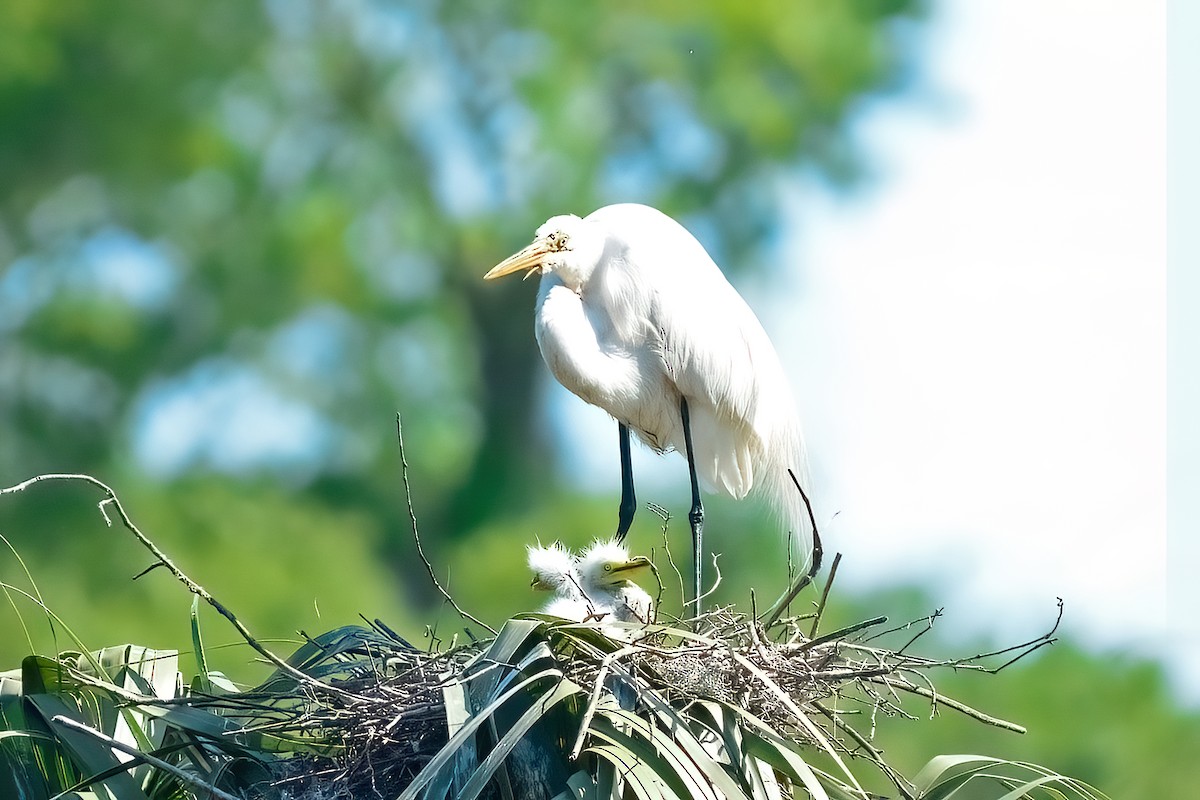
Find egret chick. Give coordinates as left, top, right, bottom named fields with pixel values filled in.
left=576, top=539, right=654, bottom=626
left=527, top=542, right=587, bottom=619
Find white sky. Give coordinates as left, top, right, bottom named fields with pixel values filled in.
left=555, top=2, right=1191, bottom=700
left=776, top=0, right=1173, bottom=682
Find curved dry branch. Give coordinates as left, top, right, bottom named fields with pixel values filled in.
left=395, top=415, right=497, bottom=636
left=1, top=473, right=362, bottom=702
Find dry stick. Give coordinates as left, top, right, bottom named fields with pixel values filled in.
left=647, top=501, right=686, bottom=608
left=875, top=676, right=1027, bottom=734
left=863, top=608, right=943, bottom=649
left=808, top=552, right=842, bottom=640
left=813, top=702, right=916, bottom=800
left=395, top=415, right=496, bottom=636
left=761, top=470, right=823, bottom=628
left=875, top=611, right=939, bottom=664
left=942, top=597, right=1064, bottom=673
left=1, top=473, right=359, bottom=701
left=788, top=616, right=888, bottom=653
left=51, top=715, right=243, bottom=800
left=690, top=553, right=724, bottom=611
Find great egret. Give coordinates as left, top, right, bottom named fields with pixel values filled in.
left=488, top=203, right=809, bottom=611
left=526, top=540, right=654, bottom=631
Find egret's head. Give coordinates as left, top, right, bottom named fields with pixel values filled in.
left=484, top=214, right=604, bottom=291
left=527, top=541, right=576, bottom=591
left=577, top=539, right=652, bottom=590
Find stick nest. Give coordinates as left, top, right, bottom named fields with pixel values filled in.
left=267, top=591, right=1059, bottom=800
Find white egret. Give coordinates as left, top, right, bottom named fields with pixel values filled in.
left=487, top=203, right=810, bottom=610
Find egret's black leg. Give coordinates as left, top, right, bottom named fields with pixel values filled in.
left=616, top=423, right=636, bottom=542
left=679, top=398, right=704, bottom=614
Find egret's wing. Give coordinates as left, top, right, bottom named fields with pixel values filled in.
left=658, top=284, right=771, bottom=498
left=578, top=205, right=810, bottom=553
left=587, top=206, right=768, bottom=495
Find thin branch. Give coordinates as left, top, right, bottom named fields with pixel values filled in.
left=691, top=552, right=724, bottom=609
left=814, top=702, right=915, bottom=800
left=875, top=676, right=1027, bottom=733
left=395, top=415, right=496, bottom=635
left=2, top=473, right=360, bottom=701
left=809, top=551, right=842, bottom=639
left=863, top=608, right=943, bottom=650
left=789, top=615, right=888, bottom=653
left=761, top=471, right=823, bottom=627
left=648, top=501, right=686, bottom=605
left=941, top=597, right=1064, bottom=673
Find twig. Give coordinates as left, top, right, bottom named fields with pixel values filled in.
left=761, top=472, right=824, bottom=627
left=2, top=473, right=360, bottom=701
left=50, top=715, right=242, bottom=800
left=648, top=501, right=686, bottom=605
left=863, top=608, right=943, bottom=650
left=809, top=552, right=842, bottom=639
left=396, top=416, right=496, bottom=635
left=691, top=553, right=723, bottom=610
left=814, top=702, right=916, bottom=800
left=875, top=676, right=1026, bottom=733
left=789, top=615, right=888, bottom=653
left=896, top=611, right=941, bottom=654
left=941, top=597, right=1064, bottom=673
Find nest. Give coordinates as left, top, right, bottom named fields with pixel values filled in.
left=257, top=585, right=1060, bottom=800
left=0, top=464, right=1104, bottom=800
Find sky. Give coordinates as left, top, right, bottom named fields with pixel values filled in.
left=555, top=2, right=1188, bottom=699
left=776, top=0, right=1175, bottom=687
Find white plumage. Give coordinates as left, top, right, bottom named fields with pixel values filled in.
left=526, top=540, right=654, bottom=635
left=490, top=204, right=811, bottom=606
left=575, top=539, right=654, bottom=625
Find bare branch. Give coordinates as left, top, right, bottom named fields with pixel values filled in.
left=3, top=473, right=361, bottom=701
left=395, top=415, right=496, bottom=635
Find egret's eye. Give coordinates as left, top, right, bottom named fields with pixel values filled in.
left=548, top=232, right=569, bottom=251
left=603, top=564, right=613, bottom=572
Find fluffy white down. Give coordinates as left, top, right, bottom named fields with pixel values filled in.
left=576, top=539, right=654, bottom=625
left=527, top=539, right=654, bottom=632
left=526, top=541, right=577, bottom=593
left=533, top=204, right=812, bottom=563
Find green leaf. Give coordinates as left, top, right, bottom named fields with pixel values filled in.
left=24, top=695, right=146, bottom=800
left=457, top=676, right=584, bottom=800
left=911, top=755, right=1109, bottom=800
left=584, top=743, right=681, bottom=800
left=398, top=666, right=563, bottom=800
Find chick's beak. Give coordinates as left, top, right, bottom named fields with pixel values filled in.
left=484, top=239, right=551, bottom=281
left=609, top=556, right=652, bottom=575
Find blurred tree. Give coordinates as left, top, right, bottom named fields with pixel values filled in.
left=1, top=5, right=1196, bottom=794
left=0, top=0, right=925, bottom=588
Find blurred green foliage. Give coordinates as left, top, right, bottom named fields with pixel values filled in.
left=0, top=0, right=1195, bottom=796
